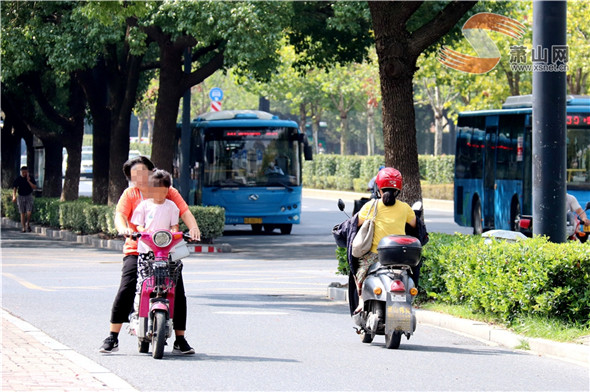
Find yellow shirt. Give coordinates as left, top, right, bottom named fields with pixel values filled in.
left=358, top=199, right=416, bottom=254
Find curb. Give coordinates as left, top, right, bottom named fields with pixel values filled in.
left=0, top=217, right=231, bottom=253
left=327, top=286, right=589, bottom=367
left=2, top=309, right=137, bottom=391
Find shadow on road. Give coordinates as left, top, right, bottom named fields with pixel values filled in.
left=191, top=293, right=348, bottom=316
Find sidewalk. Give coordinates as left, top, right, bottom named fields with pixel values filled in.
left=1, top=309, right=136, bottom=392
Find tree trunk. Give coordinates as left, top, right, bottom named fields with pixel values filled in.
left=91, top=112, right=111, bottom=205
left=339, top=111, right=349, bottom=155
left=0, top=120, right=22, bottom=188
left=433, top=86, right=443, bottom=156
left=369, top=0, right=476, bottom=203
left=61, top=80, right=86, bottom=201
left=63, top=143, right=82, bottom=199
left=299, top=102, right=307, bottom=144
left=381, top=76, right=422, bottom=203
left=310, top=103, right=321, bottom=154
left=77, top=65, right=111, bottom=205
left=370, top=5, right=421, bottom=202
left=137, top=117, right=144, bottom=142
left=0, top=95, right=32, bottom=188
left=147, top=118, right=154, bottom=144
left=39, top=136, right=63, bottom=197
left=366, top=100, right=375, bottom=156
left=107, top=54, right=143, bottom=205
left=567, top=67, right=587, bottom=95
left=151, top=60, right=183, bottom=173
left=149, top=35, right=224, bottom=173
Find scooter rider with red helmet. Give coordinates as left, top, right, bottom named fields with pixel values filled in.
left=354, top=167, right=417, bottom=307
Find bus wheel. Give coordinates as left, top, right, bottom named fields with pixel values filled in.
left=472, top=199, right=483, bottom=235
left=251, top=224, right=262, bottom=234
left=279, top=224, right=292, bottom=235
left=510, top=199, right=521, bottom=232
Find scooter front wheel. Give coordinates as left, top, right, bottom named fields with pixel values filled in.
left=152, top=310, right=167, bottom=359
left=385, top=331, right=402, bottom=349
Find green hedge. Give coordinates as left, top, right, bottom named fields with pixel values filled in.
left=418, top=155, right=455, bottom=184
left=303, top=154, right=454, bottom=191
left=180, top=205, right=225, bottom=243
left=420, top=233, right=590, bottom=326
left=337, top=233, right=589, bottom=326
left=1, top=190, right=19, bottom=220
left=1, top=190, right=225, bottom=240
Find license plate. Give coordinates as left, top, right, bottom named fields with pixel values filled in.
left=390, top=294, right=406, bottom=302
left=584, top=225, right=590, bottom=232
left=244, top=217, right=262, bottom=224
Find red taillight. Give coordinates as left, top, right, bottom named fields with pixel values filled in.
left=388, top=236, right=418, bottom=245
left=519, top=219, right=531, bottom=229
left=390, top=280, right=405, bottom=292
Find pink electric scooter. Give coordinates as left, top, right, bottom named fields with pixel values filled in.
left=129, top=230, right=190, bottom=359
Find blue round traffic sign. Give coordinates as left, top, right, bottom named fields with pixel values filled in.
left=209, top=87, right=223, bottom=102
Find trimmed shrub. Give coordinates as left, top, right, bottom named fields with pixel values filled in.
left=59, top=199, right=92, bottom=233
left=337, top=232, right=590, bottom=326
left=180, top=206, right=225, bottom=243
left=32, top=197, right=61, bottom=227
left=85, top=204, right=117, bottom=235
left=1, top=189, right=19, bottom=220
left=419, top=155, right=455, bottom=184
left=1, top=192, right=224, bottom=241
left=303, top=154, right=453, bottom=191
left=419, top=233, right=590, bottom=326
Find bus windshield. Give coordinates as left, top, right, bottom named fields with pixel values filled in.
left=203, top=127, right=301, bottom=187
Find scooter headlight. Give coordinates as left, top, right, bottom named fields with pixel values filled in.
left=152, top=230, right=172, bottom=247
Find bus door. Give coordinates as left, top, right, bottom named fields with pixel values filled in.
left=483, top=116, right=499, bottom=230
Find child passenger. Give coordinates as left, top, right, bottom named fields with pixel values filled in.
left=128, top=169, right=186, bottom=349
left=131, top=169, right=180, bottom=235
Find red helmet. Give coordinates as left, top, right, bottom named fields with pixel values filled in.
left=375, top=167, right=403, bottom=190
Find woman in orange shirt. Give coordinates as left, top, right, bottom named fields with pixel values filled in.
left=99, top=156, right=201, bottom=355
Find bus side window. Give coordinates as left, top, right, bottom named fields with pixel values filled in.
left=471, top=129, right=485, bottom=179
left=455, top=127, right=471, bottom=179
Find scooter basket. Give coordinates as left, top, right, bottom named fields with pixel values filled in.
left=138, top=253, right=183, bottom=285
left=377, top=235, right=422, bottom=267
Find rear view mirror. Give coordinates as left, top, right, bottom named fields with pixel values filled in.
left=337, top=198, right=346, bottom=212
left=585, top=201, right=590, bottom=210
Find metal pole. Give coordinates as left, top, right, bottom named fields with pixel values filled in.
left=179, top=48, right=191, bottom=203
left=532, top=0, right=567, bottom=242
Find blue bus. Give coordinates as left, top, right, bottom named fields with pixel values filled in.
left=175, top=110, right=312, bottom=234
left=454, top=95, right=590, bottom=234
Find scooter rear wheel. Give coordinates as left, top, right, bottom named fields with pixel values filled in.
left=385, top=331, right=402, bottom=349
left=152, top=310, right=167, bottom=359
